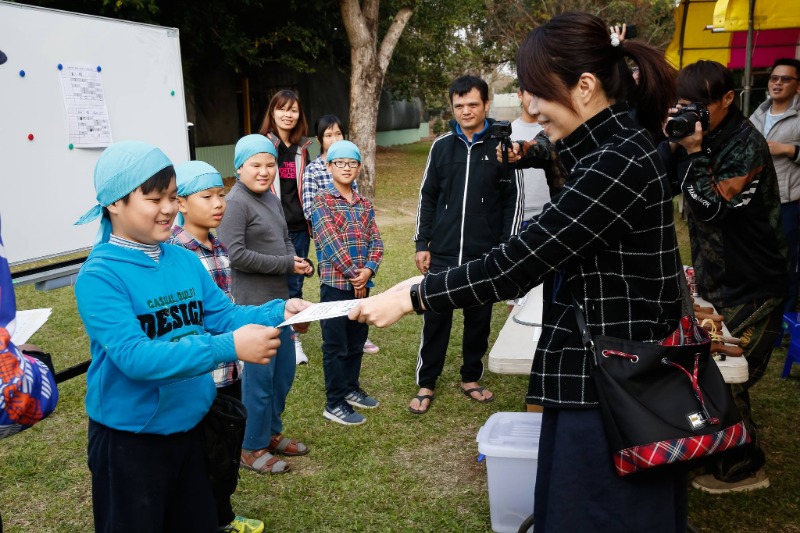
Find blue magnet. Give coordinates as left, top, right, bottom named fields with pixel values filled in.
left=96, top=66, right=102, bottom=72
left=19, top=70, right=25, bottom=77
left=57, top=64, right=63, bottom=70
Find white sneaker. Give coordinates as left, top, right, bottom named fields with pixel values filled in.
left=294, top=337, right=308, bottom=365
left=363, top=338, right=380, bottom=354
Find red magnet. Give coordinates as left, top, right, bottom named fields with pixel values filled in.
left=27, top=133, right=34, bottom=141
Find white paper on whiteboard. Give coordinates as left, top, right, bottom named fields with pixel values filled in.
left=60, top=63, right=113, bottom=147
left=278, top=300, right=360, bottom=327
left=10, top=308, right=52, bottom=345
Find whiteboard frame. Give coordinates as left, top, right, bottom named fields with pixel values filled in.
left=0, top=1, right=189, bottom=266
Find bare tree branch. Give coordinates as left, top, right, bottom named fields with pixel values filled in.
left=378, top=7, right=414, bottom=74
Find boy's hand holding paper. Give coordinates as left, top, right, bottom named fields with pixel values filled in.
left=233, top=324, right=281, bottom=364
left=284, top=298, right=313, bottom=333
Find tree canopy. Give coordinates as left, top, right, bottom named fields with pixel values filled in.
left=20, top=0, right=674, bottom=112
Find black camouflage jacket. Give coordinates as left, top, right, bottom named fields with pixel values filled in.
left=659, top=107, right=788, bottom=308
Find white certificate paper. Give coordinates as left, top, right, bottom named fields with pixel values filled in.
left=278, top=300, right=360, bottom=327
left=10, top=308, right=52, bottom=345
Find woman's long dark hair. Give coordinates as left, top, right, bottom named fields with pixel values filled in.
left=258, top=89, right=308, bottom=146
left=516, top=12, right=676, bottom=136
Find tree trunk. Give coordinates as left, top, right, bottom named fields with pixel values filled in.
left=348, top=59, right=383, bottom=198
left=340, top=0, right=413, bottom=199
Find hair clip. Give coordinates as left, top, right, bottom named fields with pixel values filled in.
left=610, top=33, right=621, bottom=47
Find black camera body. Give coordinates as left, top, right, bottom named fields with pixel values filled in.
left=491, top=120, right=512, bottom=143
left=491, top=120, right=514, bottom=178
left=665, top=102, right=710, bottom=141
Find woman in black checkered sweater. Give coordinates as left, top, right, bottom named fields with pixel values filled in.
left=353, top=12, right=687, bottom=533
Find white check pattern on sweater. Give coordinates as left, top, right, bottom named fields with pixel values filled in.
left=420, top=104, right=684, bottom=406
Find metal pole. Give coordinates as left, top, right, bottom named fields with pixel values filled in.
left=742, top=0, right=756, bottom=114
left=678, top=0, right=691, bottom=69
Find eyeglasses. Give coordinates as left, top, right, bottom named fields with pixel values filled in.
left=331, top=160, right=359, bottom=169
left=769, top=75, right=799, bottom=84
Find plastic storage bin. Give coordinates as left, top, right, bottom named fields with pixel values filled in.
left=476, top=412, right=542, bottom=533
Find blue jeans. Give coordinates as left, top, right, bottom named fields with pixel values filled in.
left=320, top=284, right=369, bottom=408
left=288, top=229, right=310, bottom=299
left=241, top=326, right=296, bottom=450
left=781, top=201, right=800, bottom=313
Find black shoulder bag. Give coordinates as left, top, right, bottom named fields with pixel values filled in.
left=572, top=275, right=749, bottom=477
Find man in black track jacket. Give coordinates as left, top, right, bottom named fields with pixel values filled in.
left=410, top=75, right=522, bottom=414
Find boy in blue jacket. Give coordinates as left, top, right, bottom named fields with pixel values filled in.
left=74, top=141, right=309, bottom=532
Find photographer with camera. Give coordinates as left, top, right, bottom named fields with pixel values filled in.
left=658, top=60, right=787, bottom=494
left=410, top=75, right=522, bottom=414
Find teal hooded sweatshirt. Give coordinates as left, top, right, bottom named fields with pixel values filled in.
left=75, top=242, right=285, bottom=434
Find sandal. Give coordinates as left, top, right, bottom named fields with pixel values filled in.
left=240, top=448, right=290, bottom=474
left=460, top=385, right=494, bottom=404
left=268, top=433, right=309, bottom=456
left=408, top=393, right=434, bottom=415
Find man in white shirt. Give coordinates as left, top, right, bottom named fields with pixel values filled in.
left=511, top=90, right=551, bottom=227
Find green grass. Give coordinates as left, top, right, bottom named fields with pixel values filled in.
left=2, top=141, right=800, bottom=531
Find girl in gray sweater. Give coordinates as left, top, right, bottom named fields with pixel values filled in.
left=218, top=134, right=313, bottom=474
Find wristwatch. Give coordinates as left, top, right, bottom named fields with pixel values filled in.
left=410, top=283, right=425, bottom=315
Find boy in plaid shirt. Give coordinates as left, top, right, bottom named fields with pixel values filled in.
left=311, top=141, right=383, bottom=425
left=167, top=160, right=264, bottom=533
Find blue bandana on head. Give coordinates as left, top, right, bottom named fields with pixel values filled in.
left=234, top=134, right=277, bottom=174
left=174, top=160, right=224, bottom=227
left=326, top=140, right=361, bottom=163
left=74, top=141, right=173, bottom=245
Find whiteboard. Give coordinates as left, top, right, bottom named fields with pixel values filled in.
left=0, top=2, right=189, bottom=265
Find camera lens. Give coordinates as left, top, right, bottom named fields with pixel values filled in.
left=666, top=113, right=698, bottom=140
left=667, top=120, right=689, bottom=138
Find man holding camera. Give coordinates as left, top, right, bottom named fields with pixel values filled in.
left=411, top=75, right=522, bottom=414
left=659, top=60, right=787, bottom=493
left=750, top=58, right=800, bottom=314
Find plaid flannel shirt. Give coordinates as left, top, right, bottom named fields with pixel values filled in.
left=167, top=226, right=243, bottom=387
left=311, top=188, right=383, bottom=290
left=419, top=104, right=684, bottom=407
left=301, top=155, right=358, bottom=220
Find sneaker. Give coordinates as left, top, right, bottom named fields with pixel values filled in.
left=294, top=336, right=308, bottom=365
left=345, top=387, right=379, bottom=409
left=323, top=402, right=366, bottom=425
left=691, top=469, right=770, bottom=494
left=220, top=516, right=265, bottom=533
left=363, top=338, right=380, bottom=354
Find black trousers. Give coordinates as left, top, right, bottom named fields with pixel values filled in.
left=320, top=284, right=369, bottom=408
left=212, top=380, right=243, bottom=526
left=88, top=419, right=217, bottom=533
left=713, top=297, right=784, bottom=481
left=416, top=265, right=493, bottom=389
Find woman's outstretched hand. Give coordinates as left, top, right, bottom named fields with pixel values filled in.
left=349, top=275, right=423, bottom=327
